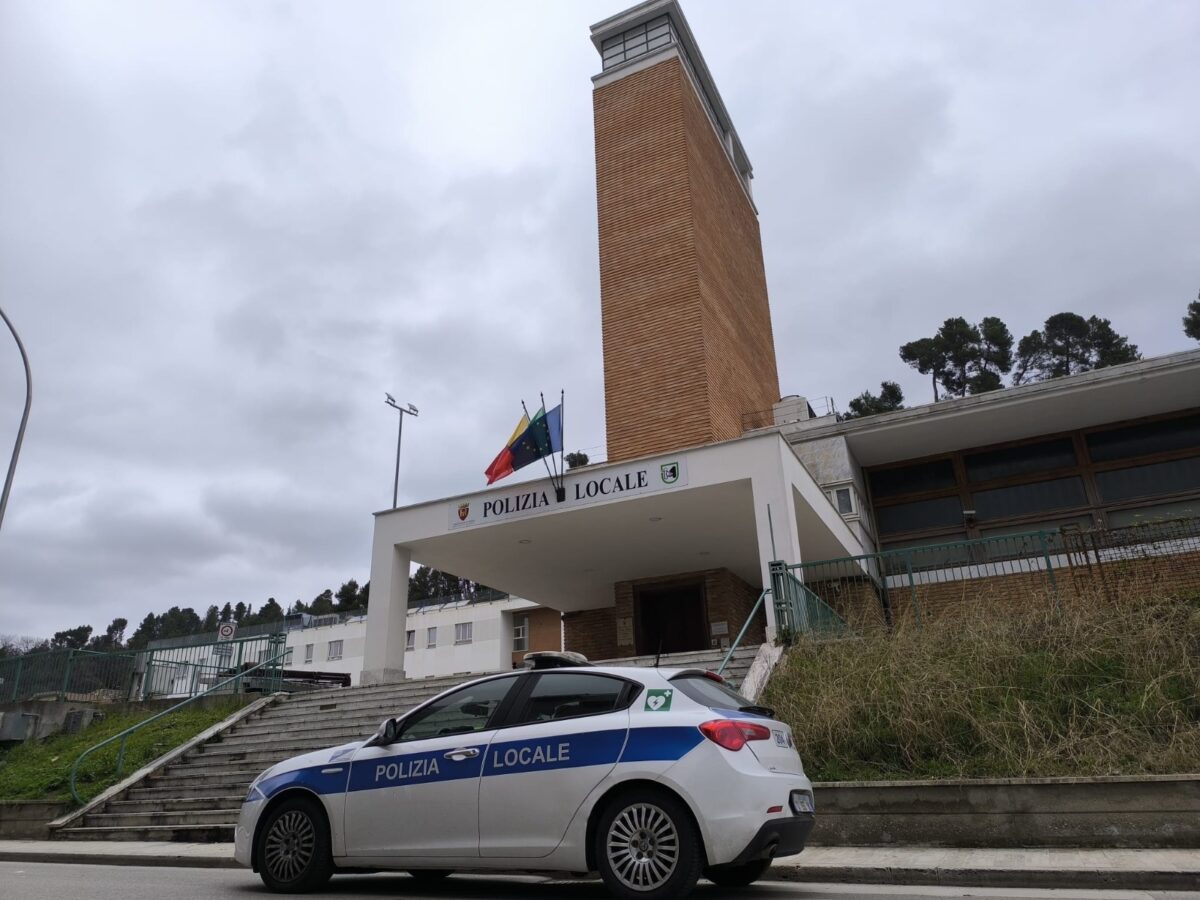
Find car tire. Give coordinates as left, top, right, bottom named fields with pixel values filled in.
left=703, top=858, right=772, bottom=887
left=595, top=787, right=703, bottom=900
left=256, top=795, right=334, bottom=893
left=408, top=869, right=452, bottom=882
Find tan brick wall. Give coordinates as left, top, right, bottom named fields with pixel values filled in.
left=511, top=606, right=563, bottom=668
left=594, top=57, right=779, bottom=462
left=562, top=607, right=620, bottom=661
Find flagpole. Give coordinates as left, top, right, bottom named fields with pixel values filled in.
left=540, top=392, right=560, bottom=484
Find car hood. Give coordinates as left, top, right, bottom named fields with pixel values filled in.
left=252, top=740, right=367, bottom=786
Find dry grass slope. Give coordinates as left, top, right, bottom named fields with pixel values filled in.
left=762, top=583, right=1200, bottom=782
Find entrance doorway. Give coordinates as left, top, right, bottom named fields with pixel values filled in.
left=634, top=580, right=708, bottom=655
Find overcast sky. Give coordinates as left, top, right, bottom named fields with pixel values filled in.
left=2, top=0, right=1198, bottom=640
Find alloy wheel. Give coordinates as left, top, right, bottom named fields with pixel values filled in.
left=605, top=802, right=680, bottom=892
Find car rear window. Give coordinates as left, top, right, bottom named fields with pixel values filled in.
left=670, top=674, right=754, bottom=711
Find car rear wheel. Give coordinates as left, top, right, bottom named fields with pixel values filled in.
left=704, top=858, right=772, bottom=887
left=595, top=788, right=702, bottom=900
left=257, top=795, right=333, bottom=893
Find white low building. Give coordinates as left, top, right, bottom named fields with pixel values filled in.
left=286, top=595, right=559, bottom=685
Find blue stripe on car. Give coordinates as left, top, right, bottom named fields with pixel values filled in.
left=255, top=726, right=704, bottom=798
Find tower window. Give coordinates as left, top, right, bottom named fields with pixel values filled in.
left=600, top=15, right=674, bottom=71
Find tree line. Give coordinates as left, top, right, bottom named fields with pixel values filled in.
left=0, top=566, right=492, bottom=659
left=845, top=296, right=1199, bottom=420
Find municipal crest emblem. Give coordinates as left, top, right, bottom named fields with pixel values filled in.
left=660, top=462, right=680, bottom=485
left=457, top=503, right=470, bottom=522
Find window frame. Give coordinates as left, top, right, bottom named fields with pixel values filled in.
left=512, top=614, right=530, bottom=652
left=426, top=626, right=437, bottom=649
left=864, top=408, right=1200, bottom=546
left=454, top=622, right=473, bottom=645
left=395, top=673, right=524, bottom=744
left=303, top=643, right=313, bottom=664
left=497, top=671, right=642, bottom=729
left=327, top=639, right=343, bottom=661
left=405, top=630, right=415, bottom=652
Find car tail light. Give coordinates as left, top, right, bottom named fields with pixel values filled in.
left=701, top=670, right=724, bottom=683
left=699, top=719, right=772, bottom=751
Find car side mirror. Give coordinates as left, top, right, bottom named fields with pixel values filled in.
left=383, top=717, right=401, bottom=743
left=369, top=717, right=400, bottom=747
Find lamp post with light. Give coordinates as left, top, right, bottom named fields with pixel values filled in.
left=0, top=305, right=32, bottom=533
left=384, top=394, right=418, bottom=509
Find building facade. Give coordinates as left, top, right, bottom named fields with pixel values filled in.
left=359, top=0, right=1200, bottom=684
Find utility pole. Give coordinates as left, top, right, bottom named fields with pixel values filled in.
left=0, top=305, right=32, bottom=533
left=384, top=394, right=418, bottom=509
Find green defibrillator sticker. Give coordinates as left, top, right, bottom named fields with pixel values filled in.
left=644, top=688, right=673, bottom=712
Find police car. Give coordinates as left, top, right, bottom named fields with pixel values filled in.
left=235, top=652, right=815, bottom=899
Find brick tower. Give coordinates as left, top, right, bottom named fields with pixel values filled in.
left=591, top=1, right=781, bottom=464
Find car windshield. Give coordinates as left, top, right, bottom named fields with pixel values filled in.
left=670, top=673, right=767, bottom=714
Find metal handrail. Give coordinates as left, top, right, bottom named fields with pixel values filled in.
left=68, top=648, right=290, bottom=805
left=716, top=588, right=771, bottom=676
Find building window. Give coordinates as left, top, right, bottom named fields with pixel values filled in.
left=600, top=14, right=674, bottom=71
left=327, top=640, right=343, bottom=661
left=303, top=644, right=313, bottom=664
left=426, top=627, right=437, bottom=649
left=1095, top=457, right=1200, bottom=503
left=965, top=438, right=1077, bottom=482
left=1086, top=413, right=1200, bottom=462
left=971, top=476, right=1088, bottom=521
left=869, top=459, right=956, bottom=499
left=513, top=614, right=529, bottom=652
left=405, top=630, right=415, bottom=651
left=876, top=495, right=963, bottom=535
left=832, top=487, right=854, bottom=515
left=454, top=622, right=473, bottom=645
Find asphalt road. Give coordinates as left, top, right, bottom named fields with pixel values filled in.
left=2, top=863, right=1195, bottom=900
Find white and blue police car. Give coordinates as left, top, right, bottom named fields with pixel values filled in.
left=235, top=651, right=814, bottom=899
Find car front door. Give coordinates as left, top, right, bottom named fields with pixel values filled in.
left=478, top=672, right=635, bottom=858
left=344, top=674, right=520, bottom=858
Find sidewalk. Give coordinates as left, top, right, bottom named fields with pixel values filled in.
left=0, top=841, right=1196, bottom=890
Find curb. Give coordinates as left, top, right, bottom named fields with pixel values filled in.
left=0, top=849, right=239, bottom=869
left=767, top=864, right=1200, bottom=891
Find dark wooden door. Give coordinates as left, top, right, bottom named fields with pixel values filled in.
left=634, top=582, right=707, bottom=655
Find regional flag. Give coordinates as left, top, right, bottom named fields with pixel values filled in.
left=484, top=412, right=529, bottom=485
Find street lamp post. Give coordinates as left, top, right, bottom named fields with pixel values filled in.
left=0, top=304, right=32, bottom=533
left=384, top=394, right=418, bottom=509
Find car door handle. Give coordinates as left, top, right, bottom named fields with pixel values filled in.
left=444, top=747, right=480, bottom=761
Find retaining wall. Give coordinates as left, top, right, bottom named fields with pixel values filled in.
left=811, top=775, right=1200, bottom=848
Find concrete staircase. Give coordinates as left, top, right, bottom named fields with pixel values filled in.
left=55, top=672, right=476, bottom=842
left=55, top=645, right=762, bottom=843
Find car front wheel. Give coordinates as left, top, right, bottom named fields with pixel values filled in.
left=704, top=858, right=772, bottom=887
left=595, top=788, right=702, bottom=900
left=256, top=795, right=333, bottom=893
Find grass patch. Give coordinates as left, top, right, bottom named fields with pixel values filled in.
left=0, top=697, right=248, bottom=803
left=762, top=586, right=1200, bottom=782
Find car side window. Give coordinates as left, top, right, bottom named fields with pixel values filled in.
left=509, top=673, right=630, bottom=726
left=398, top=675, right=518, bottom=743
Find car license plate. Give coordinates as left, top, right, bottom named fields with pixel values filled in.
left=792, top=792, right=814, bottom=814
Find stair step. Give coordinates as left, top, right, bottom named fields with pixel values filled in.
left=104, top=796, right=244, bottom=814
left=84, top=808, right=240, bottom=828
left=58, top=824, right=235, bottom=842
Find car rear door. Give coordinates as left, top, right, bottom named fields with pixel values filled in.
left=477, top=672, right=637, bottom=858
left=344, top=674, right=520, bottom=858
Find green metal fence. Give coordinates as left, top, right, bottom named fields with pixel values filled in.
left=69, top=648, right=288, bottom=805
left=0, top=649, right=138, bottom=704
left=142, top=634, right=288, bottom=700
left=769, top=565, right=850, bottom=639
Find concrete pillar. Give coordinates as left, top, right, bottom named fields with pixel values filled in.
left=361, top=537, right=411, bottom=685
left=751, top=467, right=803, bottom=640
